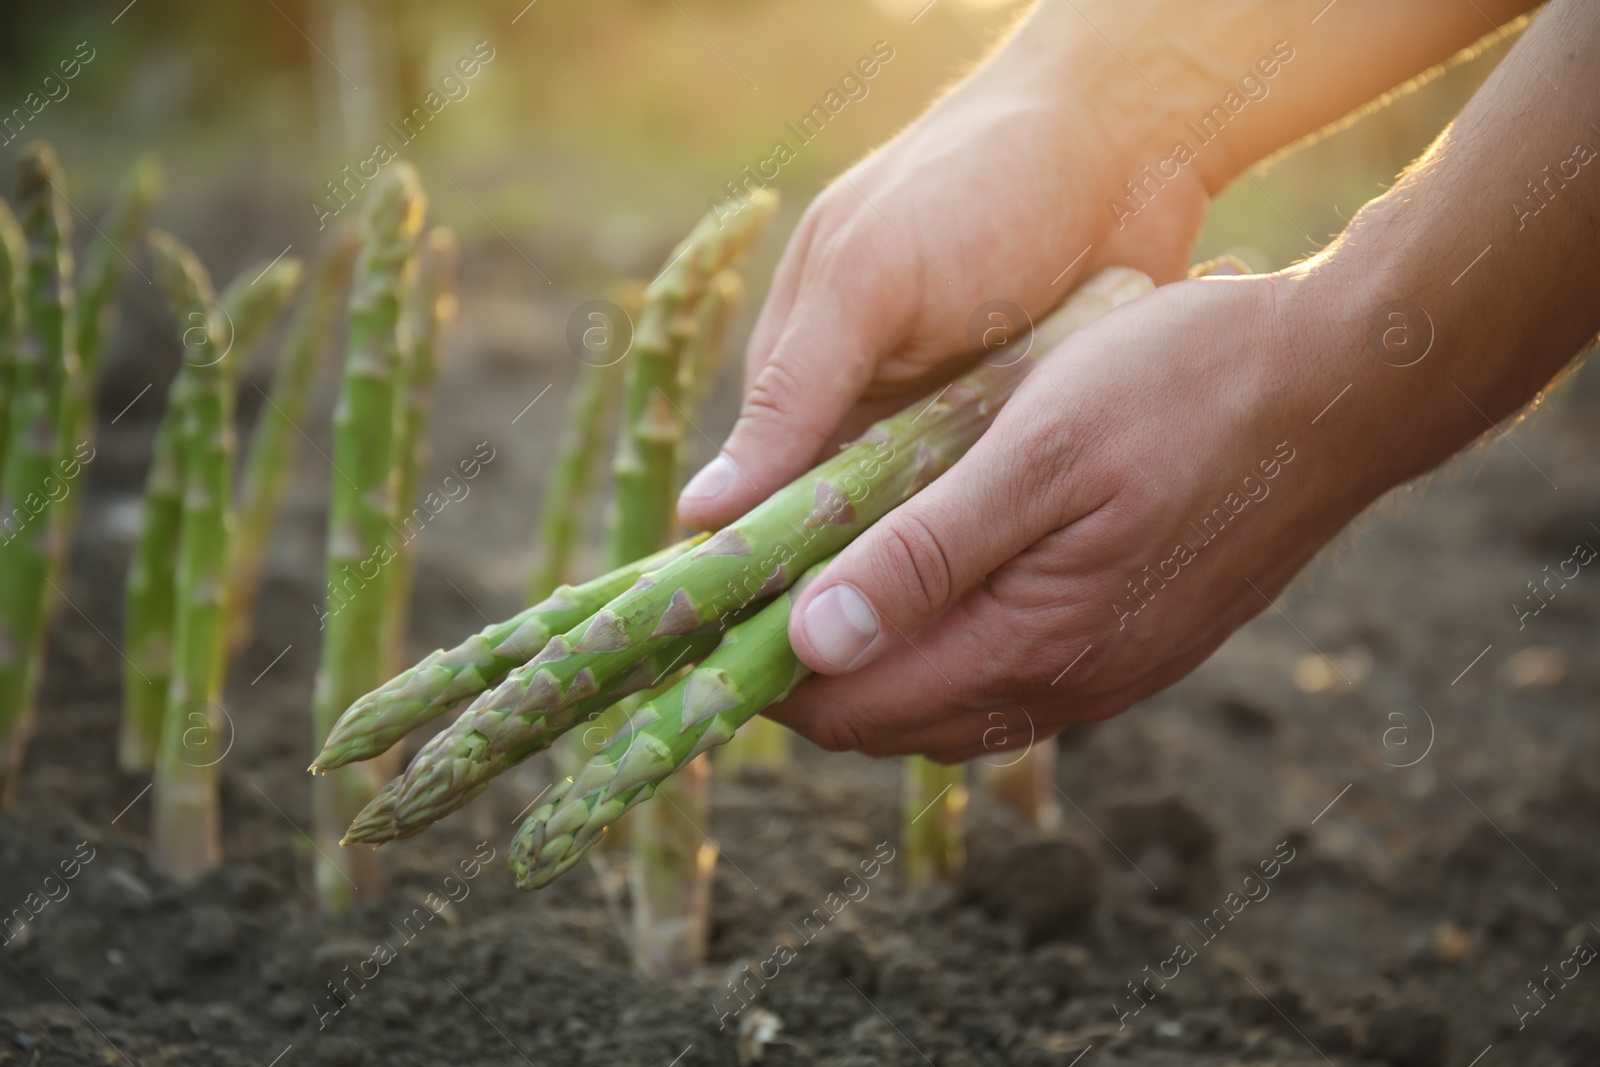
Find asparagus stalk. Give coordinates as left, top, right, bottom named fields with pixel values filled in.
left=631, top=752, right=715, bottom=976
left=218, top=256, right=304, bottom=365
left=0, top=145, right=77, bottom=809
left=385, top=226, right=457, bottom=675
left=678, top=269, right=741, bottom=418
left=0, top=202, right=23, bottom=519
left=310, top=164, right=425, bottom=913
left=384, top=267, right=1152, bottom=822
left=61, top=157, right=161, bottom=465
left=508, top=559, right=827, bottom=890
left=344, top=626, right=726, bottom=844
left=527, top=358, right=623, bottom=603
left=607, top=191, right=776, bottom=568
left=145, top=231, right=233, bottom=882
left=977, top=741, right=1060, bottom=829
left=901, top=756, right=966, bottom=888
left=118, top=255, right=302, bottom=771
left=615, top=201, right=774, bottom=976
left=45, top=159, right=162, bottom=630
left=120, top=370, right=188, bottom=772
left=228, top=228, right=358, bottom=656
left=312, top=534, right=705, bottom=772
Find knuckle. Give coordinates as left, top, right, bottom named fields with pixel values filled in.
left=869, top=511, right=953, bottom=620
left=739, top=359, right=812, bottom=428
left=808, top=715, right=867, bottom=754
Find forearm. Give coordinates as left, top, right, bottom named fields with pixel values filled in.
left=1295, top=0, right=1600, bottom=497
left=1011, top=0, right=1539, bottom=191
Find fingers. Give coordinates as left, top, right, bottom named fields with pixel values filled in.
left=677, top=220, right=915, bottom=531
left=784, top=381, right=1095, bottom=676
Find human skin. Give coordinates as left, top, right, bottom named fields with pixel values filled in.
left=676, top=0, right=1600, bottom=761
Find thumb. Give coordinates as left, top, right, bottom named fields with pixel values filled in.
left=787, top=441, right=1043, bottom=675
left=676, top=257, right=907, bottom=531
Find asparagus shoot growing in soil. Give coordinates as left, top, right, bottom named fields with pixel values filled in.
left=228, top=227, right=359, bottom=656
left=0, top=144, right=76, bottom=809
left=309, top=164, right=425, bottom=913
left=0, top=202, right=23, bottom=536
left=384, top=267, right=1151, bottom=821
left=145, top=231, right=235, bottom=882
left=49, top=157, right=161, bottom=598
left=528, top=357, right=623, bottom=603
left=120, top=253, right=303, bottom=773
left=607, top=190, right=777, bottom=567
left=902, top=756, right=967, bottom=888
left=612, top=195, right=776, bottom=976
left=385, top=226, right=457, bottom=677
left=978, top=742, right=1060, bottom=829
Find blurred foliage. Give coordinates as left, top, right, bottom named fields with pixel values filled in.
left=0, top=0, right=1513, bottom=286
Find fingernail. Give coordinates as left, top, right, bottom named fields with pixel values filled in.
left=801, top=583, right=879, bottom=670
left=680, top=456, right=735, bottom=501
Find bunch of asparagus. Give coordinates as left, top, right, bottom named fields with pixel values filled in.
left=0, top=144, right=159, bottom=809
left=314, top=263, right=1154, bottom=895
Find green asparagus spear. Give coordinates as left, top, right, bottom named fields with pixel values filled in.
left=608, top=191, right=776, bottom=568
left=0, top=202, right=28, bottom=495
left=977, top=741, right=1059, bottom=829
left=508, top=559, right=827, bottom=890
left=46, top=158, right=162, bottom=628
left=119, top=254, right=301, bottom=771
left=346, top=625, right=727, bottom=843
left=62, top=157, right=161, bottom=460
left=312, top=534, right=706, bottom=772
left=120, top=370, right=188, bottom=771
left=902, top=756, right=966, bottom=888
left=218, top=256, right=304, bottom=365
left=146, top=231, right=233, bottom=881
left=228, top=228, right=357, bottom=656
left=0, top=145, right=77, bottom=808
left=310, top=164, right=425, bottom=913
left=389, top=268, right=1152, bottom=818
left=385, top=227, right=457, bottom=675
left=528, top=358, right=624, bottom=602
left=678, top=269, right=741, bottom=419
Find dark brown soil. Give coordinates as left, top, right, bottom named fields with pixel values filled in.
left=2, top=282, right=1598, bottom=1067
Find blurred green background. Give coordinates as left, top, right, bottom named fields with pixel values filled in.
left=0, top=0, right=1513, bottom=298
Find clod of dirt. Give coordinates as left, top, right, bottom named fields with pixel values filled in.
left=1106, top=795, right=1218, bottom=865
left=1365, top=1008, right=1451, bottom=1067
left=963, top=833, right=1098, bottom=945
left=1211, top=698, right=1278, bottom=736
left=181, top=906, right=239, bottom=966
